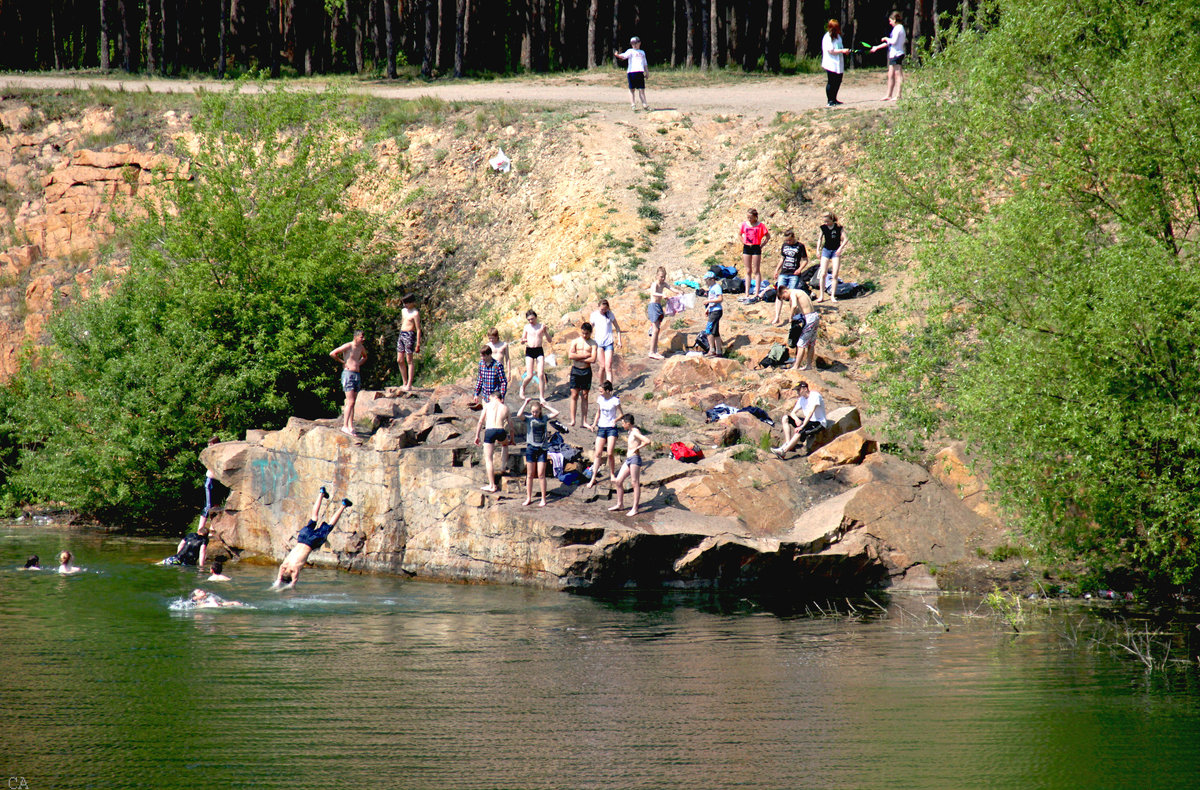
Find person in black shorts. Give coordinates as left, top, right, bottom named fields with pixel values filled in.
left=272, top=487, right=352, bottom=589
left=567, top=322, right=598, bottom=427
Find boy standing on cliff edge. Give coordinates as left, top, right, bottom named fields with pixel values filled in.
left=331, top=330, right=367, bottom=437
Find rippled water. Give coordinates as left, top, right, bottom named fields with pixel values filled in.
left=2, top=526, right=1198, bottom=789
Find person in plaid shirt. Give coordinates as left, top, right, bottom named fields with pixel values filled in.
left=472, top=346, right=508, bottom=406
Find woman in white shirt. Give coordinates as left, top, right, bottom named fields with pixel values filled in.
left=821, top=19, right=851, bottom=107
left=870, top=12, right=907, bottom=101
left=614, top=36, right=650, bottom=111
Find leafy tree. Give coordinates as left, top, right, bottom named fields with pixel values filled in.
left=8, top=86, right=402, bottom=524
left=857, top=0, right=1200, bottom=592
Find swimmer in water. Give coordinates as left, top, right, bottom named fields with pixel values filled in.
left=207, top=559, right=231, bottom=582
left=271, top=487, right=352, bottom=590
left=57, top=550, right=82, bottom=575
left=189, top=589, right=247, bottom=608
left=21, top=555, right=41, bottom=570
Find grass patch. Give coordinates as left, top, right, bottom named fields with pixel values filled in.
left=732, top=446, right=757, bottom=462
left=658, top=413, right=686, bottom=427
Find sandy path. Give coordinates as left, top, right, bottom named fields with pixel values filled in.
left=0, top=71, right=889, bottom=120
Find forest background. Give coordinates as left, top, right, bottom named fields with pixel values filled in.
left=0, top=0, right=970, bottom=79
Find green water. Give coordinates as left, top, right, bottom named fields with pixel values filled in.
left=2, top=526, right=1198, bottom=790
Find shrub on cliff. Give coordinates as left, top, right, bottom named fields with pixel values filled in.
left=7, top=86, right=404, bottom=524
left=857, top=0, right=1200, bottom=593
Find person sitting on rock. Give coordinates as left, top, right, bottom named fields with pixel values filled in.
left=474, top=389, right=513, bottom=494
left=771, top=380, right=829, bottom=458
left=519, top=397, right=561, bottom=507
left=608, top=414, right=651, bottom=516
left=272, top=487, right=352, bottom=590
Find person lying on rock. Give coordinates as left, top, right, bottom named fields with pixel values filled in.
left=474, top=390, right=513, bottom=494
left=771, top=380, right=829, bottom=458
left=608, top=414, right=651, bottom=516
left=272, top=487, right=352, bottom=590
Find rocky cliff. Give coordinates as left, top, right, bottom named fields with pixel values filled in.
left=204, top=382, right=996, bottom=595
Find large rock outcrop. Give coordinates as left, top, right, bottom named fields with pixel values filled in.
left=204, top=388, right=993, bottom=595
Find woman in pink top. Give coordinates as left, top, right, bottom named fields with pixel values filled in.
left=738, top=208, right=771, bottom=294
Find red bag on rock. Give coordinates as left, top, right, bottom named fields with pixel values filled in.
left=670, top=442, right=704, bottom=463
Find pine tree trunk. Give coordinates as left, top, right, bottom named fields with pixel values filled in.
left=453, top=0, right=464, bottom=76
left=683, top=0, right=695, bottom=67
left=218, top=0, right=227, bottom=76
left=99, top=0, right=110, bottom=69
left=700, top=0, right=710, bottom=68
left=611, top=0, right=620, bottom=61
left=586, top=0, right=598, bottom=68
left=145, top=0, right=156, bottom=74
left=912, top=0, right=924, bottom=57
left=764, top=0, right=778, bottom=72
left=117, top=0, right=137, bottom=71
left=795, top=0, right=806, bottom=57
left=421, top=0, right=434, bottom=77
left=962, top=0, right=969, bottom=32
left=266, top=0, right=279, bottom=75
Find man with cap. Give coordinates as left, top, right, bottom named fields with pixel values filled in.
left=614, top=37, right=650, bottom=111
left=702, top=271, right=724, bottom=358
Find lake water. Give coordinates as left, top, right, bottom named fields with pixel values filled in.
left=2, top=525, right=1198, bottom=789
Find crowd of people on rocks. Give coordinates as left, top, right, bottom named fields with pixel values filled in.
left=323, top=206, right=850, bottom=528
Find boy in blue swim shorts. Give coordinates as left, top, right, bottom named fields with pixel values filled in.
left=272, top=487, right=352, bottom=589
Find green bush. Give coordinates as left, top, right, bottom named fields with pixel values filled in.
left=7, top=85, right=404, bottom=524
left=858, top=0, right=1200, bottom=593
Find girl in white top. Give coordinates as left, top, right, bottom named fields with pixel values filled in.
left=870, top=12, right=907, bottom=101
left=519, top=309, right=553, bottom=402
left=614, top=36, right=650, bottom=111
left=821, top=19, right=851, bottom=107
left=486, top=327, right=510, bottom=380
left=587, top=381, right=624, bottom=488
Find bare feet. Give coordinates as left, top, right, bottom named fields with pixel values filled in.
left=481, top=485, right=498, bottom=493
left=522, top=497, right=532, bottom=506
left=340, top=427, right=355, bottom=437
left=587, top=478, right=597, bottom=489
left=626, top=508, right=639, bottom=516
left=648, top=353, right=665, bottom=360
left=798, top=365, right=812, bottom=371
left=607, top=503, right=622, bottom=512
left=538, top=499, right=546, bottom=507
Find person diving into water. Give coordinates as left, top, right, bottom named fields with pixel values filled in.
left=271, top=487, right=352, bottom=590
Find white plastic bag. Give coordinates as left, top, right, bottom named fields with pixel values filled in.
left=545, top=354, right=558, bottom=368
left=489, top=149, right=512, bottom=173
left=681, top=292, right=697, bottom=310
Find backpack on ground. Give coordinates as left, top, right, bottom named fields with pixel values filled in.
left=693, top=332, right=710, bottom=354
left=721, top=276, right=746, bottom=294
left=761, top=287, right=777, bottom=303
left=757, top=343, right=790, bottom=369
left=716, top=264, right=739, bottom=278
left=670, top=442, right=704, bottom=463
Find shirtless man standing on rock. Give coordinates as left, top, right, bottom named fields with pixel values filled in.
left=272, top=487, right=352, bottom=589
left=782, top=286, right=820, bottom=371
left=331, top=330, right=367, bottom=437
left=567, top=322, right=598, bottom=428
left=473, top=389, right=513, bottom=494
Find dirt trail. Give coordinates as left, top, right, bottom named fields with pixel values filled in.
left=0, top=71, right=889, bottom=120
